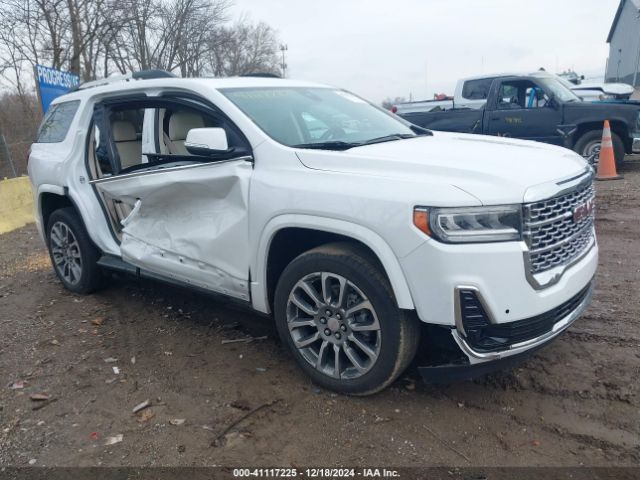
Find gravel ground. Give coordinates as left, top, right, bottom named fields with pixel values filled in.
left=0, top=160, right=639, bottom=468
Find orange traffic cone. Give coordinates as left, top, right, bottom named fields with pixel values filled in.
left=595, top=120, right=622, bottom=181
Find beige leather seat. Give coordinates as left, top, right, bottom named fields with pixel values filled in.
left=112, top=121, right=142, bottom=169
left=167, top=112, right=205, bottom=155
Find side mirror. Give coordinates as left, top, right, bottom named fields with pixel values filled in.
left=184, top=128, right=230, bottom=156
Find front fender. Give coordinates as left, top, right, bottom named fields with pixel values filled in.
left=250, top=214, right=417, bottom=314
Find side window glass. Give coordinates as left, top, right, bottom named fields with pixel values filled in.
left=162, top=109, right=212, bottom=156
left=496, top=84, right=522, bottom=110
left=37, top=101, right=80, bottom=143
left=462, top=79, right=493, bottom=100
left=159, top=105, right=248, bottom=157
left=525, top=86, right=550, bottom=109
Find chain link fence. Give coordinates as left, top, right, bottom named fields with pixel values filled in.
left=0, top=134, right=19, bottom=178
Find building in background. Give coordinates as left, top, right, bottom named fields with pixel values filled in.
left=606, top=0, right=640, bottom=87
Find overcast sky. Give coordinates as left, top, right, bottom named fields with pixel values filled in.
left=233, top=0, right=620, bottom=103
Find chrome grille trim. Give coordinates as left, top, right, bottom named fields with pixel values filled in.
left=523, top=176, right=596, bottom=289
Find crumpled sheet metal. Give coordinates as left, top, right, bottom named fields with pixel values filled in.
left=98, top=161, right=251, bottom=299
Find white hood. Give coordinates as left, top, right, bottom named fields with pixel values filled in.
left=296, top=132, right=588, bottom=205
left=573, top=82, right=635, bottom=96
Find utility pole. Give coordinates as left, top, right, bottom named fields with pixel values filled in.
left=280, top=44, right=288, bottom=78
left=633, top=32, right=640, bottom=87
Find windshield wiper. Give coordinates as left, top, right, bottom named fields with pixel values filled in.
left=357, top=133, right=418, bottom=146
left=292, top=141, right=358, bottom=151
left=292, top=133, right=425, bottom=151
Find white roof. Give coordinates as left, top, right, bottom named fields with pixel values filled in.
left=460, top=71, right=555, bottom=82
left=53, top=76, right=332, bottom=104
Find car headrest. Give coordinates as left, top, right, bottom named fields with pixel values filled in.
left=111, top=121, right=137, bottom=142
left=168, top=112, right=205, bottom=141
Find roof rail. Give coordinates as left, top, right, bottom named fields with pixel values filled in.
left=240, top=72, right=281, bottom=79
left=132, top=70, right=177, bottom=80
left=70, top=69, right=177, bottom=92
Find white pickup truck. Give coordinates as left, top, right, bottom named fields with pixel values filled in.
left=28, top=71, right=597, bottom=395
left=559, top=71, right=635, bottom=102
left=392, top=72, right=635, bottom=114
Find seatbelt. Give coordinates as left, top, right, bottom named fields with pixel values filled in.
left=164, top=131, right=178, bottom=155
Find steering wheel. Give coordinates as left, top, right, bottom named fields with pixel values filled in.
left=320, top=126, right=346, bottom=141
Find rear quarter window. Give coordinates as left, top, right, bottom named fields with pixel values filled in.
left=461, top=78, right=494, bottom=100
left=36, top=100, right=81, bottom=143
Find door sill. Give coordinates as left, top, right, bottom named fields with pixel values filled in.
left=96, top=254, right=263, bottom=316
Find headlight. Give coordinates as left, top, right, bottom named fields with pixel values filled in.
left=598, top=94, right=615, bottom=101
left=413, top=205, right=522, bottom=243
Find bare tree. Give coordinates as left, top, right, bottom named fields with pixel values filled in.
left=64, top=0, right=129, bottom=80
left=106, top=0, right=160, bottom=73
left=0, top=91, right=40, bottom=176
left=206, top=16, right=280, bottom=77
left=381, top=97, right=406, bottom=110
left=107, top=0, right=230, bottom=76
left=1, top=0, right=281, bottom=82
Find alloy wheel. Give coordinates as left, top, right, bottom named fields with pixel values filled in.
left=50, top=221, right=83, bottom=285
left=286, top=272, right=381, bottom=380
left=582, top=141, right=601, bottom=159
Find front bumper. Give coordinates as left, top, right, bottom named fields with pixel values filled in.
left=418, top=338, right=547, bottom=384
left=399, top=230, right=598, bottom=327
left=453, top=279, right=593, bottom=362
left=400, top=222, right=597, bottom=382
left=418, top=280, right=593, bottom=383
left=632, top=136, right=640, bottom=154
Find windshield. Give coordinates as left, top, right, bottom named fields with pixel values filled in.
left=536, top=77, right=582, bottom=103
left=220, top=87, right=417, bottom=148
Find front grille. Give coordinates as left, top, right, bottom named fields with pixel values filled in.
left=459, top=282, right=592, bottom=353
left=523, top=178, right=595, bottom=277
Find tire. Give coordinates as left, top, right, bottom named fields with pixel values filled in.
left=573, top=130, right=625, bottom=171
left=273, top=242, right=420, bottom=396
left=46, top=207, right=105, bottom=294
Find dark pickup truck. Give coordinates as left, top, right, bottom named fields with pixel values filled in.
left=398, top=72, right=640, bottom=168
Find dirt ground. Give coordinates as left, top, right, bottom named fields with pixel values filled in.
left=1, top=162, right=639, bottom=469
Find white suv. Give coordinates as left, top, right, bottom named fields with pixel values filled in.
left=28, top=71, right=598, bottom=395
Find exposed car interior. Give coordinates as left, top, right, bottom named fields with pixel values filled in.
left=86, top=98, right=250, bottom=237
left=164, top=111, right=205, bottom=155
left=497, top=81, right=550, bottom=110
left=112, top=120, right=142, bottom=169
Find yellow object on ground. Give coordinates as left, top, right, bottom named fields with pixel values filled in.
left=0, top=176, right=34, bottom=234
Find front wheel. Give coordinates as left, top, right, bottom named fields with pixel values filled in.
left=274, top=243, right=420, bottom=395
left=46, top=207, right=105, bottom=294
left=574, top=130, right=625, bottom=171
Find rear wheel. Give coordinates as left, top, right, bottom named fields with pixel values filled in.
left=574, top=130, right=625, bottom=171
left=46, top=207, right=105, bottom=294
left=274, top=243, right=420, bottom=395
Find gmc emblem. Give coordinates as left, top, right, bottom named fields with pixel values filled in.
left=573, top=198, right=595, bottom=223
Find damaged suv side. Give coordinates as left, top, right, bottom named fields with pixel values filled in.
left=28, top=72, right=597, bottom=395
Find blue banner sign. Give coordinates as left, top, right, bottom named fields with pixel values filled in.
left=34, top=64, right=80, bottom=113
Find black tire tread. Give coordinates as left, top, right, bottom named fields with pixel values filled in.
left=574, top=129, right=625, bottom=170
left=274, top=241, right=420, bottom=396
left=46, top=207, right=105, bottom=294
